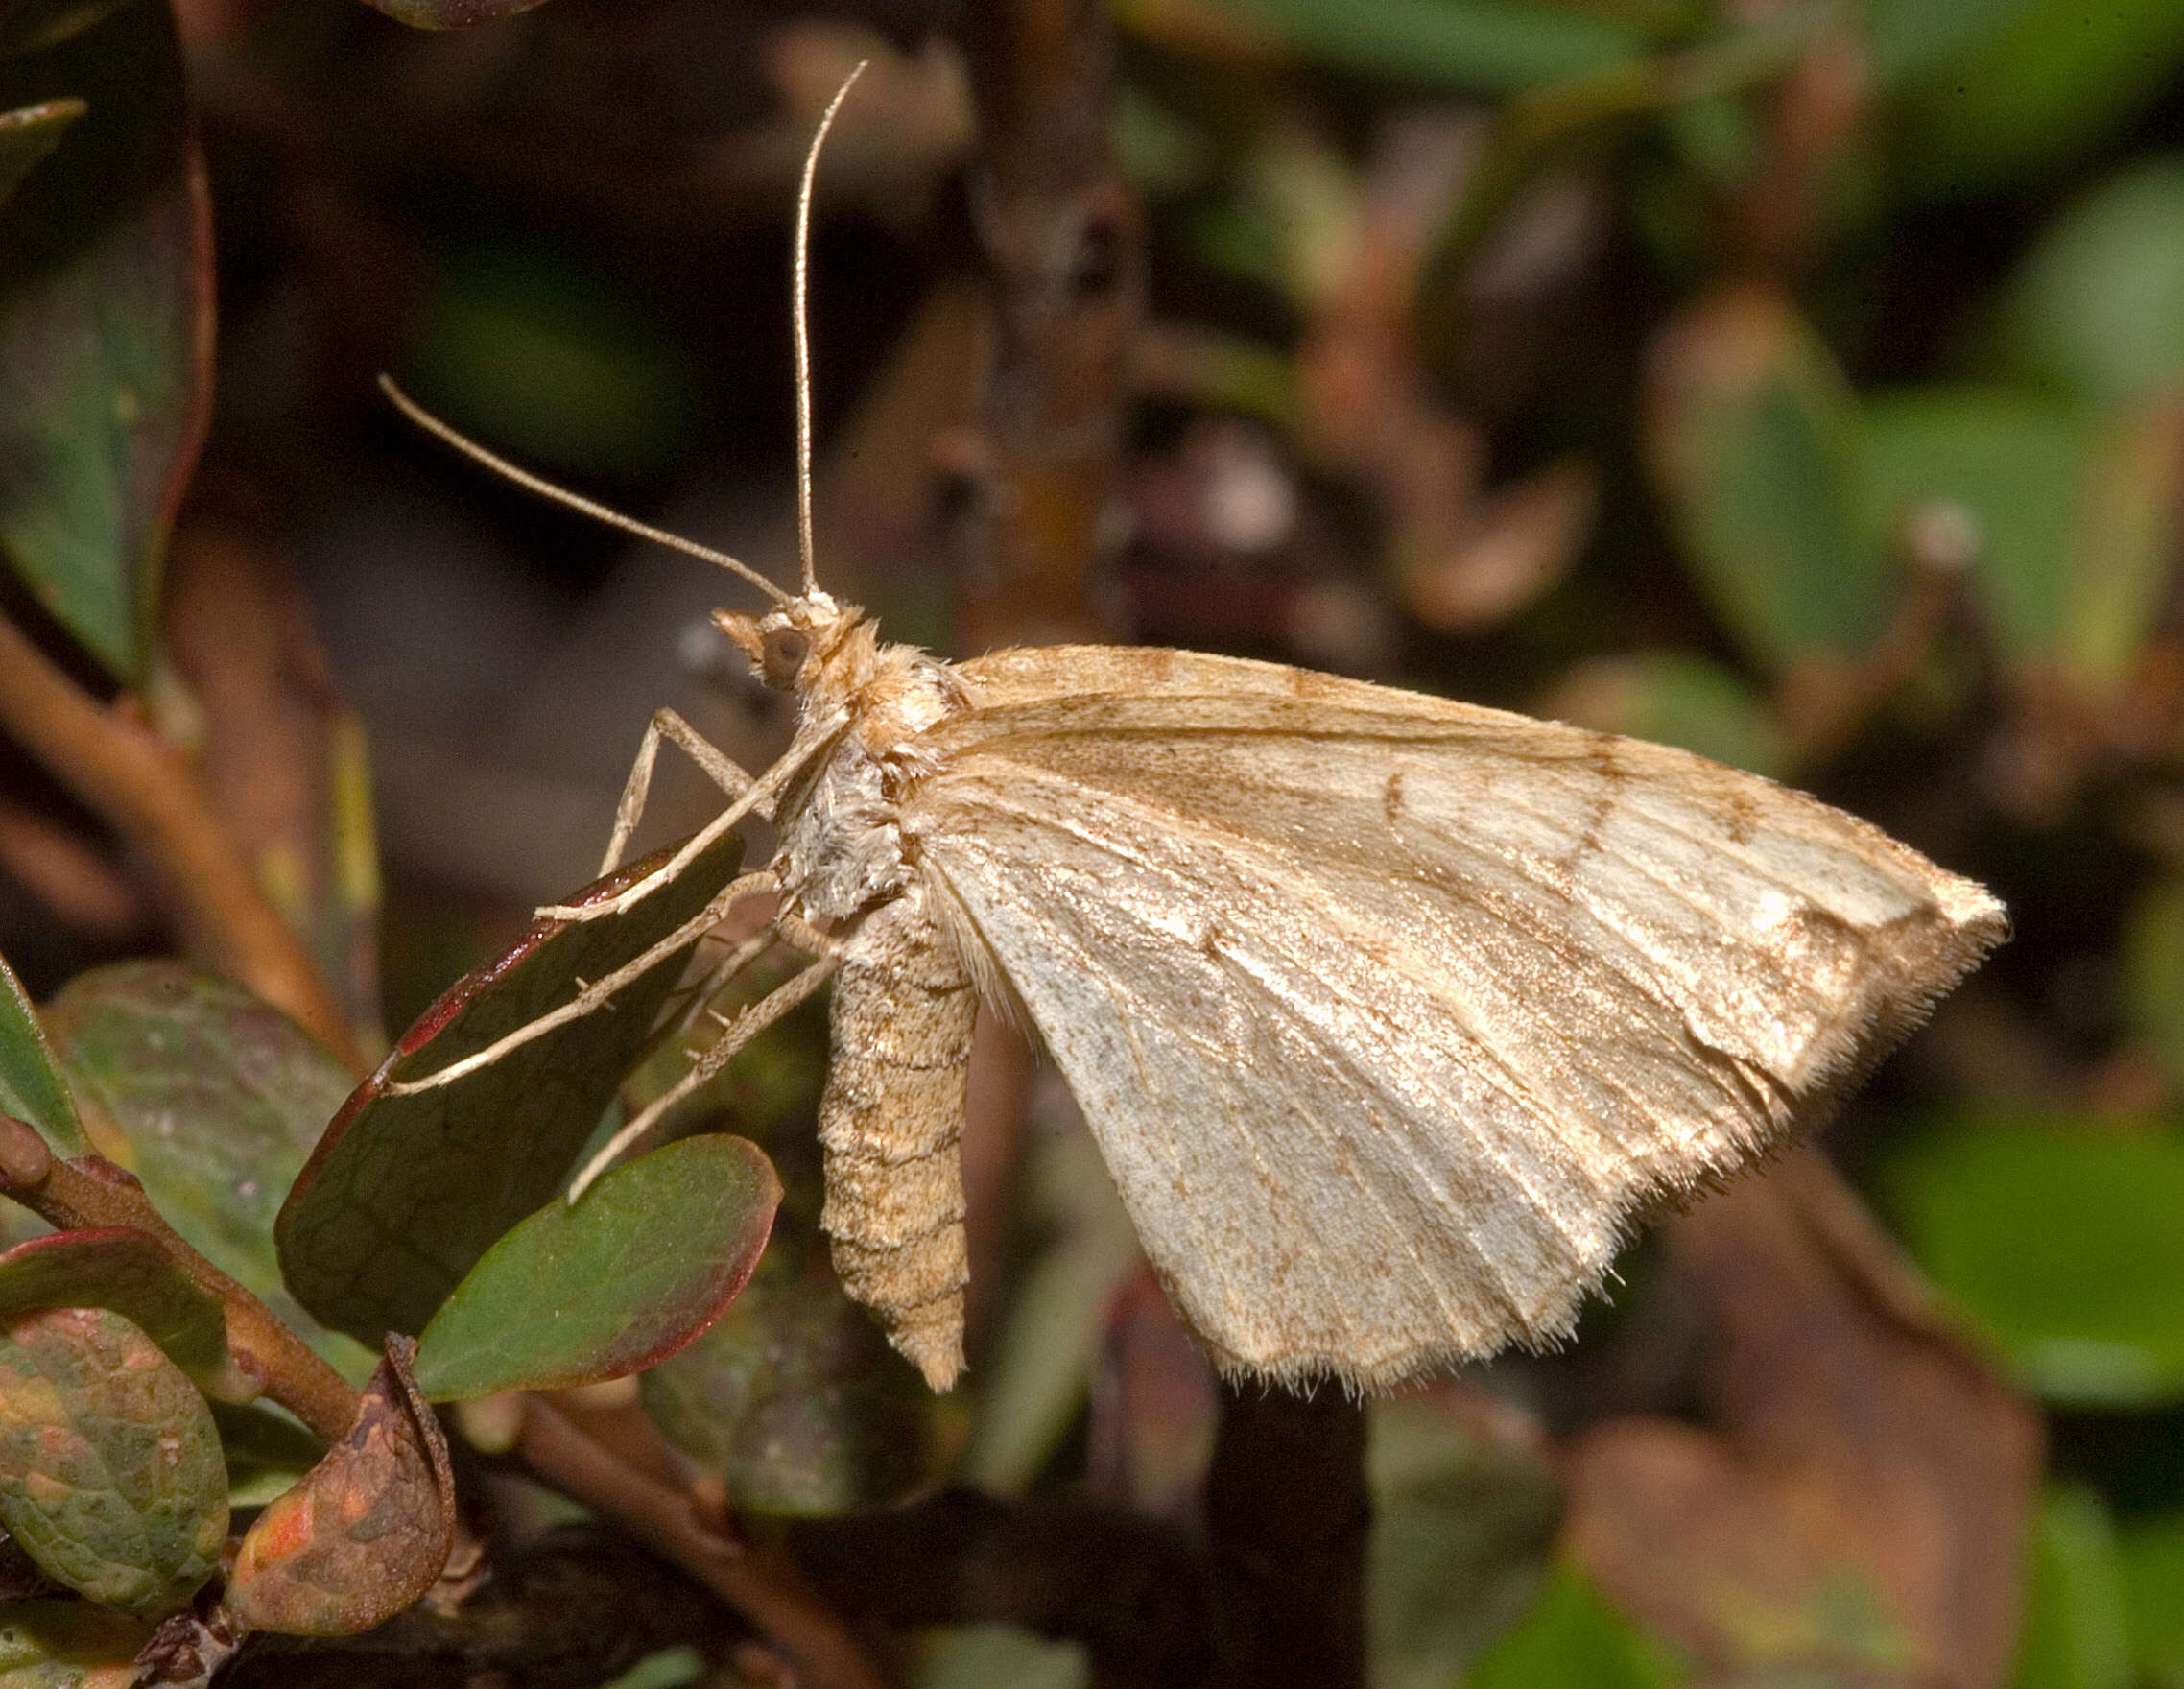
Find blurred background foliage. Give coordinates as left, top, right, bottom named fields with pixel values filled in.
left=5, top=0, right=2184, bottom=1681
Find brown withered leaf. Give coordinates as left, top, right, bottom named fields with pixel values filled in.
left=1561, top=1149, right=2042, bottom=1689
left=223, top=1335, right=454, bottom=1638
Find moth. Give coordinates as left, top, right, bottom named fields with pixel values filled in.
left=385, top=71, right=2006, bottom=1392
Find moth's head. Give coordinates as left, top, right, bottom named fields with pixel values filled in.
left=714, top=590, right=860, bottom=691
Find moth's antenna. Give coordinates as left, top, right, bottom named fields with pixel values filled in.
left=794, top=60, right=867, bottom=596
left=378, top=375, right=795, bottom=610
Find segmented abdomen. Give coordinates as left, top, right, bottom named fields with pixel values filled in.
left=819, top=883, right=978, bottom=1390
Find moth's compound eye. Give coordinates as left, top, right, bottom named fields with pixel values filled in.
left=762, top=626, right=811, bottom=689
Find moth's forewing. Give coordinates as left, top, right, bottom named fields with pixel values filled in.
left=904, top=646, right=2004, bottom=1389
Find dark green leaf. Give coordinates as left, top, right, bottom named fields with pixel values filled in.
left=414, top=1132, right=777, bottom=1401
left=277, top=828, right=745, bottom=1346
left=2125, top=877, right=2184, bottom=1091
left=1894, top=0, right=2184, bottom=200
left=0, top=1307, right=226, bottom=1614
left=1367, top=1392, right=1561, bottom=1689
left=2120, top=1507, right=2184, bottom=1689
left=0, top=1230, right=238, bottom=1400
left=1217, top=0, right=1639, bottom=96
left=210, top=1399, right=325, bottom=1510
left=1876, top=1114, right=2184, bottom=1407
left=2013, top=1483, right=2131, bottom=1689
left=915, top=1627, right=1090, bottom=1689
left=43, top=963, right=368, bottom=1378
left=640, top=1213, right=938, bottom=1516
left=0, top=0, right=210, bottom=679
left=1647, top=288, right=1892, bottom=674
left=226, top=1336, right=454, bottom=1637
left=0, top=100, right=82, bottom=210
left=0, top=952, right=85, bottom=1157
left=1463, top=1564, right=1682, bottom=1688
left=0, top=1599, right=149, bottom=1686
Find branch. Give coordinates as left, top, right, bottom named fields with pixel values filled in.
left=511, top=1394, right=892, bottom=1689
left=0, top=608, right=362, bottom=1072
left=0, top=1115, right=360, bottom=1444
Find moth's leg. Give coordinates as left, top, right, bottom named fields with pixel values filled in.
left=388, top=868, right=780, bottom=1094
left=598, top=708, right=758, bottom=878
left=645, top=916, right=787, bottom=1054
left=539, top=709, right=847, bottom=925
left=568, top=953, right=843, bottom=1199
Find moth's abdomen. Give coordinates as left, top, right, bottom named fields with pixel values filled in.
left=819, top=885, right=978, bottom=1390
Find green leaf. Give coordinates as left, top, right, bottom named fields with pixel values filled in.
left=1367, top=1392, right=1562, bottom=1689
left=2013, top=1483, right=2131, bottom=1689
left=414, top=1133, right=777, bottom=1401
left=1215, top=0, right=1640, bottom=96
left=0, top=954, right=85, bottom=1157
left=1876, top=1114, right=2184, bottom=1408
left=0, top=1307, right=226, bottom=1615
left=0, top=1600, right=149, bottom=1687
left=2126, top=878, right=2184, bottom=1092
left=226, top=1336, right=454, bottom=1637
left=1538, top=651, right=1783, bottom=776
left=641, top=1217, right=938, bottom=1516
left=1463, top=1564, right=1683, bottom=1688
left=914, top=1626, right=1090, bottom=1689
left=0, top=1, right=131, bottom=59
left=278, top=828, right=746, bottom=1346
left=0, top=100, right=81, bottom=210
left=1999, top=160, right=2184, bottom=410
left=2119, top=1507, right=2184, bottom=1689
left=43, top=963, right=367, bottom=1378
left=356, top=0, right=552, bottom=27
left=1646, top=288, right=1892, bottom=675
left=0, top=1231, right=238, bottom=1400
left=0, top=0, right=211, bottom=680
left=1894, top=0, right=2184, bottom=200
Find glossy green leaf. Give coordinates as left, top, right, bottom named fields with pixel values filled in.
left=211, top=1399, right=325, bottom=1510
left=1877, top=1114, right=2184, bottom=1407
left=0, top=1308, right=225, bottom=1614
left=2001, top=161, right=2184, bottom=409
left=0, top=1600, right=148, bottom=1688
left=0, top=100, right=81, bottom=210
left=1463, top=1564, right=1682, bottom=1689
left=0, top=0, right=210, bottom=680
left=279, top=828, right=746, bottom=1346
left=226, top=1336, right=455, bottom=1637
left=414, top=1132, right=777, bottom=1401
left=0, top=954, right=85, bottom=1157
left=1647, top=290, right=1892, bottom=675
left=0, top=1231, right=238, bottom=1400
left=1895, top=0, right=2184, bottom=200
left=1217, top=0, right=1639, bottom=95
left=1367, top=1392, right=1562, bottom=1689
left=2119, top=1506, right=2184, bottom=1688
left=640, top=1217, right=938, bottom=1516
left=2014, top=1484, right=2131, bottom=1689
left=43, top=963, right=367, bottom=1378
left=1539, top=651, right=1783, bottom=776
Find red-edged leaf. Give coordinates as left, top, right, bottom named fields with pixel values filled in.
left=0, top=0, right=212, bottom=680
left=0, top=1307, right=226, bottom=1615
left=414, top=1132, right=777, bottom=1400
left=0, top=1228, right=243, bottom=1400
left=224, top=1335, right=454, bottom=1638
left=276, top=829, right=745, bottom=1346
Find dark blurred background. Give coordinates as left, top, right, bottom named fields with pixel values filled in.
left=6, top=0, right=2184, bottom=1681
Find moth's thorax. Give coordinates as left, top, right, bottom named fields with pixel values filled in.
left=770, top=613, right=969, bottom=922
